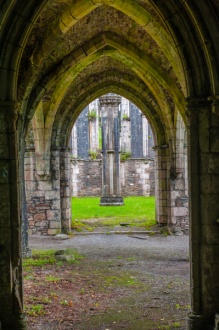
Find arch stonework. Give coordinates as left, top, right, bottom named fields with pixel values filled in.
left=0, top=1, right=219, bottom=329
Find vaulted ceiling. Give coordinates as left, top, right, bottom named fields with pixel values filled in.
left=8, top=0, right=217, bottom=150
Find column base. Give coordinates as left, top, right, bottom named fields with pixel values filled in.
left=99, top=196, right=124, bottom=206
left=187, top=314, right=214, bottom=330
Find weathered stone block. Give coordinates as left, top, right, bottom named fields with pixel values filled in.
left=46, top=210, right=60, bottom=221
left=63, top=187, right=70, bottom=197
left=48, top=229, right=61, bottom=235
left=45, top=190, right=60, bottom=200
left=24, top=170, right=33, bottom=181
left=35, top=221, right=49, bottom=227
left=61, top=208, right=71, bottom=220
left=173, top=178, right=185, bottom=191
left=37, top=180, right=53, bottom=191
left=158, top=215, right=167, bottom=224
left=51, top=199, right=61, bottom=210
left=49, top=221, right=61, bottom=229
left=61, top=220, right=71, bottom=231
left=28, top=221, right=34, bottom=226
left=61, top=198, right=70, bottom=209
left=31, top=190, right=45, bottom=198
left=52, top=179, right=60, bottom=190
left=140, top=173, right=149, bottom=179
left=33, top=213, right=46, bottom=221
left=173, top=207, right=188, bottom=217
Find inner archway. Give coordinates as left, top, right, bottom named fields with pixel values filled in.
left=70, top=94, right=157, bottom=231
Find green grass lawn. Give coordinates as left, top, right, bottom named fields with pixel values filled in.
left=71, top=196, right=156, bottom=229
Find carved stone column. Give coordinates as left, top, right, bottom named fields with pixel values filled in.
left=0, top=102, right=27, bottom=329
left=99, top=95, right=124, bottom=206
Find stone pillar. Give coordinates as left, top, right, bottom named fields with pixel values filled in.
left=77, top=106, right=89, bottom=159
left=25, top=145, right=72, bottom=235
left=99, top=95, right=124, bottom=205
left=25, top=147, right=62, bottom=236
left=170, top=117, right=189, bottom=234
left=120, top=99, right=131, bottom=153
left=88, top=108, right=99, bottom=152
left=186, top=97, right=219, bottom=329
left=60, top=148, right=71, bottom=233
left=0, top=102, right=27, bottom=329
left=71, top=124, right=78, bottom=158
left=168, top=170, right=189, bottom=235
left=142, top=115, right=148, bottom=157
left=130, top=103, right=143, bottom=158
left=148, top=125, right=154, bottom=158
left=154, top=145, right=169, bottom=226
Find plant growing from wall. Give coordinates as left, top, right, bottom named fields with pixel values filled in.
left=89, top=150, right=98, bottom=160
left=87, top=110, right=97, bottom=120
left=120, top=150, right=131, bottom=161
left=98, top=126, right=102, bottom=149
left=122, top=114, right=130, bottom=121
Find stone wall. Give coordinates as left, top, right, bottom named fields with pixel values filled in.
left=121, top=159, right=155, bottom=196
left=71, top=159, right=102, bottom=196
left=71, top=158, right=155, bottom=197
left=25, top=148, right=71, bottom=235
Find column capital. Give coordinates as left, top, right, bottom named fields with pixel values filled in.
left=99, top=95, right=122, bottom=107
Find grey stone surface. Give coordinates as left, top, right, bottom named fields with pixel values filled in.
left=53, top=234, right=69, bottom=240
left=76, top=107, right=89, bottom=159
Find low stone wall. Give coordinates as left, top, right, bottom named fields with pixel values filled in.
left=25, top=149, right=71, bottom=236
left=120, top=159, right=155, bottom=196
left=71, top=159, right=102, bottom=196
left=71, top=158, right=155, bottom=197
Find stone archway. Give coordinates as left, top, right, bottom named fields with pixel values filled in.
left=0, top=1, right=219, bottom=329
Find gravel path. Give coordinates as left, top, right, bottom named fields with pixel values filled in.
left=29, top=233, right=189, bottom=260
left=28, top=233, right=190, bottom=329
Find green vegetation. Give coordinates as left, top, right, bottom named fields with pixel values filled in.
left=98, top=126, right=102, bottom=149
left=120, top=150, right=131, bottom=161
left=23, top=249, right=84, bottom=269
left=26, top=304, right=46, bottom=317
left=103, top=274, right=142, bottom=287
left=122, top=114, right=130, bottom=121
left=45, top=275, right=61, bottom=282
left=71, top=196, right=155, bottom=229
left=89, top=149, right=98, bottom=160
left=87, top=110, right=97, bottom=120
left=23, top=250, right=57, bottom=268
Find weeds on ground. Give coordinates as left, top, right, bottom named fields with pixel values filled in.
left=23, top=249, right=84, bottom=269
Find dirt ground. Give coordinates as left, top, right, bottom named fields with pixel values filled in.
left=26, top=230, right=190, bottom=330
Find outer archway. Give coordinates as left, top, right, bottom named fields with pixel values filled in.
left=0, top=1, right=219, bottom=329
